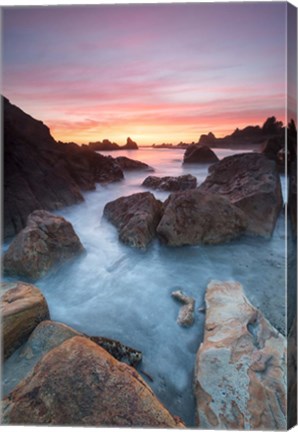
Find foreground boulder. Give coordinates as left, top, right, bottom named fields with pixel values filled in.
left=115, top=156, right=153, bottom=171
left=103, top=192, right=163, bottom=249
left=194, top=280, right=286, bottom=430
left=157, top=190, right=247, bottom=246
left=183, top=145, right=219, bottom=164
left=3, top=210, right=84, bottom=280
left=1, top=282, right=50, bottom=360
left=2, top=336, right=184, bottom=427
left=198, top=153, right=283, bottom=237
left=143, top=174, right=197, bottom=191
left=171, top=290, right=195, bottom=327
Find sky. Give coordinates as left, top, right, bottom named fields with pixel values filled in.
left=1, top=2, right=289, bottom=145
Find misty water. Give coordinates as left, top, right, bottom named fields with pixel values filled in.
left=3, top=148, right=290, bottom=426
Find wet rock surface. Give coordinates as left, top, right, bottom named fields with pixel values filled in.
left=171, top=290, right=195, bottom=327
left=143, top=174, right=197, bottom=191
left=115, top=156, right=153, bottom=171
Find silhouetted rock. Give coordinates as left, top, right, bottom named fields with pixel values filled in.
left=115, top=156, right=153, bottom=171
left=142, top=174, right=197, bottom=191
left=3, top=210, right=84, bottom=280
left=198, top=153, right=282, bottom=237
left=123, top=137, right=138, bottom=149
left=194, top=280, right=286, bottom=430
left=198, top=132, right=216, bottom=147
left=156, top=190, right=247, bottom=246
left=2, top=336, right=185, bottom=427
left=103, top=192, right=163, bottom=249
left=183, top=145, right=219, bottom=164
left=88, top=140, right=120, bottom=151
left=1, top=281, right=50, bottom=360
left=3, top=97, right=123, bottom=239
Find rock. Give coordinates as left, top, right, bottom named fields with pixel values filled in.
left=88, top=140, right=120, bottom=151
left=171, top=290, right=195, bottom=327
left=1, top=282, right=50, bottom=360
left=198, top=132, right=216, bottom=147
left=123, top=137, right=138, bottom=149
left=2, top=336, right=185, bottom=427
left=156, top=190, right=247, bottom=246
left=287, top=316, right=297, bottom=427
left=89, top=336, right=142, bottom=367
left=183, top=145, right=219, bottom=164
left=3, top=210, right=84, bottom=280
left=143, top=174, right=197, bottom=191
left=194, top=280, right=286, bottom=430
left=3, top=97, right=123, bottom=239
left=115, top=156, right=153, bottom=171
left=198, top=153, right=283, bottom=237
left=103, top=192, right=163, bottom=249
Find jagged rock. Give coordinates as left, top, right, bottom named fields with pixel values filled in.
left=2, top=336, right=185, bottom=427
left=103, top=192, right=163, bottom=249
left=194, top=280, right=286, bottom=430
left=183, top=145, right=219, bottom=164
left=88, top=140, right=120, bottom=151
left=198, top=132, right=216, bottom=147
left=3, top=210, right=84, bottom=280
left=3, top=97, right=123, bottom=239
left=198, top=153, right=283, bottom=237
left=143, top=174, right=197, bottom=191
left=171, top=290, right=195, bottom=327
left=123, top=137, right=138, bottom=149
left=1, top=282, right=50, bottom=360
left=115, top=156, right=153, bottom=171
left=157, top=190, right=247, bottom=246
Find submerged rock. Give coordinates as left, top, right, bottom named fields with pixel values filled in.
left=2, top=336, right=185, bottom=427
left=143, top=174, right=197, bottom=191
left=198, top=153, right=283, bottom=237
left=171, top=290, right=195, bottom=327
left=3, top=210, right=84, bottom=280
left=1, top=282, right=50, bottom=360
left=183, top=145, right=219, bottom=164
left=194, top=280, right=286, bottom=430
left=103, top=192, right=163, bottom=249
left=115, top=156, right=153, bottom=171
left=157, top=190, right=247, bottom=246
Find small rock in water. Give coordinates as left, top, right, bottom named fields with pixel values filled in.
left=171, top=290, right=195, bottom=327
left=89, top=336, right=143, bottom=367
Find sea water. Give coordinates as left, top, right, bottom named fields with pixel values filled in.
left=2, top=148, right=291, bottom=426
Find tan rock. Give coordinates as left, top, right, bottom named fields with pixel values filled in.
left=171, top=290, right=195, bottom=327
left=2, top=336, right=185, bottom=427
left=194, top=280, right=286, bottom=430
left=1, top=282, right=50, bottom=360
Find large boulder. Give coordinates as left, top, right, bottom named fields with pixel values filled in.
left=194, top=280, right=286, bottom=430
left=183, top=145, right=219, bottom=164
left=3, top=210, right=84, bottom=280
left=115, top=156, right=153, bottom=171
left=156, top=190, right=247, bottom=246
left=103, top=192, right=163, bottom=249
left=1, top=282, right=50, bottom=360
left=198, top=153, right=283, bottom=237
left=142, top=174, right=197, bottom=191
left=2, top=336, right=184, bottom=427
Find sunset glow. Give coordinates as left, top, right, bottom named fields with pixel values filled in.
left=2, top=3, right=287, bottom=145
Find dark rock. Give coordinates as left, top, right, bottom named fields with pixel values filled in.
left=1, top=282, right=50, bottom=360
left=123, top=137, right=138, bottom=150
left=89, top=336, right=142, bottom=367
left=2, top=336, right=185, bottom=427
left=3, top=97, right=123, bottom=239
left=115, top=156, right=153, bottom=171
left=3, top=210, right=84, bottom=280
left=198, top=153, right=283, bottom=237
left=198, top=132, right=216, bottom=147
left=183, top=145, right=219, bottom=164
left=103, top=192, right=163, bottom=249
left=88, top=140, right=120, bottom=151
left=156, top=190, right=247, bottom=246
left=142, top=174, right=197, bottom=191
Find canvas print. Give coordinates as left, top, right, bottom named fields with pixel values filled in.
left=1, top=1, right=297, bottom=430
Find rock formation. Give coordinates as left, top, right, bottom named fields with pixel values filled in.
left=156, top=190, right=247, bottom=246
left=194, top=280, right=286, bottom=430
left=103, top=192, right=163, bottom=249
left=123, top=137, right=138, bottom=149
left=183, top=145, right=219, bottom=164
left=171, top=290, right=195, bottom=327
left=142, top=174, right=197, bottom=191
left=3, top=210, right=84, bottom=280
left=115, top=156, right=153, bottom=171
left=2, top=336, right=184, bottom=427
left=88, top=139, right=120, bottom=151
left=1, top=282, right=50, bottom=360
left=198, top=153, right=283, bottom=237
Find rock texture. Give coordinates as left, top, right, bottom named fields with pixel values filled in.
left=3, top=97, right=123, bottom=239
left=171, top=290, right=195, bottom=327
left=103, top=192, right=163, bottom=249
left=143, top=174, right=197, bottom=191
left=194, top=280, right=286, bottom=430
left=3, top=210, right=84, bottom=280
left=183, top=145, right=219, bottom=164
left=2, top=336, right=184, bottom=427
left=156, top=190, right=247, bottom=246
left=115, top=156, right=153, bottom=171
left=198, top=153, right=283, bottom=237
left=1, top=282, right=50, bottom=360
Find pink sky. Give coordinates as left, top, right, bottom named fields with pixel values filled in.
left=2, top=3, right=288, bottom=145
